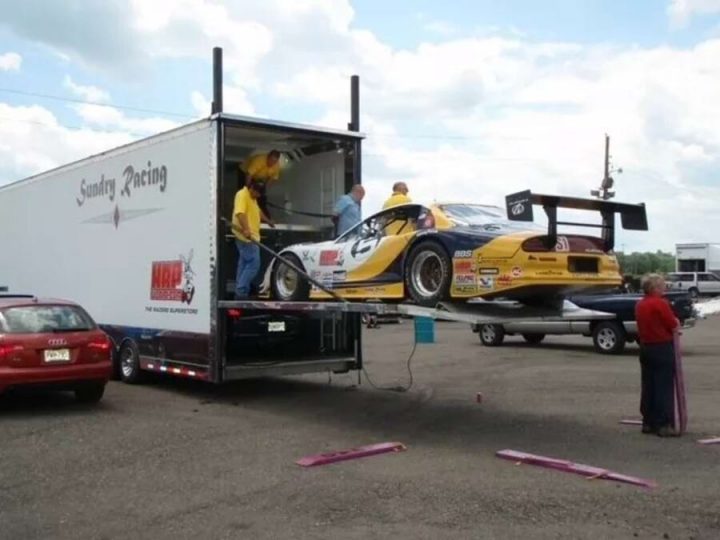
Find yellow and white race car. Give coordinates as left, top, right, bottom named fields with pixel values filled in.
left=263, top=190, right=648, bottom=307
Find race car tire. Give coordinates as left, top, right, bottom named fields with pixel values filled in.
left=271, top=253, right=311, bottom=301
left=405, top=241, right=451, bottom=307
left=478, top=324, right=505, bottom=346
left=522, top=333, right=545, bottom=344
left=592, top=321, right=626, bottom=355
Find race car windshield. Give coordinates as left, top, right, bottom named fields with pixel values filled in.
left=439, top=204, right=542, bottom=231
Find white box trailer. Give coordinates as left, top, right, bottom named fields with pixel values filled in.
left=0, top=112, right=369, bottom=383
left=676, top=243, right=720, bottom=275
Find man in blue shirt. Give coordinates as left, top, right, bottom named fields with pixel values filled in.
left=333, top=185, right=365, bottom=237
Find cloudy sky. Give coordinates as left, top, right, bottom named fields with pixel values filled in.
left=1, top=0, right=719, bottom=252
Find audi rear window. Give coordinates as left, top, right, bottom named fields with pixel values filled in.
left=0, top=305, right=96, bottom=334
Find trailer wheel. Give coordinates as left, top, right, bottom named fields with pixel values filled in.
left=271, top=253, right=310, bottom=301
left=478, top=324, right=505, bottom=346
left=119, top=341, right=144, bottom=384
left=404, top=241, right=451, bottom=307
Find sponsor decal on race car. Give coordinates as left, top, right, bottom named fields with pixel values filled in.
left=479, top=267, right=499, bottom=275
left=511, top=266, right=523, bottom=278
left=497, top=274, right=513, bottom=286
left=319, top=250, right=340, bottom=266
left=301, top=250, right=316, bottom=263
left=453, top=258, right=475, bottom=273
left=537, top=270, right=563, bottom=276
left=454, top=250, right=473, bottom=258
left=529, top=255, right=557, bottom=262
left=454, top=274, right=476, bottom=286
left=455, top=285, right=477, bottom=293
left=478, top=276, right=494, bottom=289
left=333, top=270, right=347, bottom=282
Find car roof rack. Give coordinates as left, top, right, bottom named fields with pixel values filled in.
left=505, top=190, right=648, bottom=251
left=0, top=294, right=36, bottom=299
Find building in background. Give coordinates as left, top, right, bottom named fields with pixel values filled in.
left=675, top=243, right=720, bottom=275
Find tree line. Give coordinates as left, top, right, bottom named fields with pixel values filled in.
left=616, top=251, right=675, bottom=277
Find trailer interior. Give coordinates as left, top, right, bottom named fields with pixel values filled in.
left=217, top=116, right=364, bottom=377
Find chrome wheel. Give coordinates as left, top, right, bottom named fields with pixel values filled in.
left=596, top=327, right=617, bottom=351
left=275, top=262, right=300, bottom=300
left=121, top=346, right=136, bottom=378
left=410, top=251, right=443, bottom=298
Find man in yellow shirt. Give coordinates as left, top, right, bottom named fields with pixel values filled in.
left=239, top=150, right=281, bottom=224
left=382, top=182, right=411, bottom=209
left=232, top=179, right=268, bottom=299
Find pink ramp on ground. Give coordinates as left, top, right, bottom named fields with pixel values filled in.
left=619, top=419, right=643, bottom=425
left=697, top=437, right=720, bottom=445
left=296, top=442, right=407, bottom=467
left=496, top=450, right=657, bottom=489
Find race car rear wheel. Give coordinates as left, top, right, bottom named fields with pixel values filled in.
left=271, top=253, right=310, bottom=301
left=405, top=241, right=451, bottom=307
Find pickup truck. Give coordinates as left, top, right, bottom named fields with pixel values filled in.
left=472, top=291, right=697, bottom=355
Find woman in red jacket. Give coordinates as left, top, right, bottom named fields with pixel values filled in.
left=635, top=274, right=680, bottom=437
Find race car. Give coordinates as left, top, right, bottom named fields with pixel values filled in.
left=261, top=190, right=648, bottom=307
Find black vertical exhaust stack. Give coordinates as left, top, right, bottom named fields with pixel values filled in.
left=348, top=75, right=361, bottom=187
left=211, top=47, right=223, bottom=114
left=349, top=75, right=360, bottom=131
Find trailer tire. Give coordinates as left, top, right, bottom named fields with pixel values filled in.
left=271, top=253, right=311, bottom=301
left=119, top=341, right=144, bottom=384
left=478, top=324, right=505, bottom=346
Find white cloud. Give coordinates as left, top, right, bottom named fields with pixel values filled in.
left=63, top=75, right=111, bottom=103
left=667, top=0, right=720, bottom=28
left=0, top=102, right=134, bottom=180
left=1, top=1, right=720, bottom=252
left=71, top=104, right=179, bottom=135
left=0, top=52, right=21, bottom=71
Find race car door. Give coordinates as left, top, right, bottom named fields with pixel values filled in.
left=333, top=206, right=420, bottom=296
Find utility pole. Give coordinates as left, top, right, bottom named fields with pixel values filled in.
left=591, top=133, right=621, bottom=200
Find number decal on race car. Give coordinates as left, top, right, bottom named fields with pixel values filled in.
left=350, top=237, right=381, bottom=258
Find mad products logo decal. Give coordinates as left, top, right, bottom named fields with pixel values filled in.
left=147, top=249, right=198, bottom=314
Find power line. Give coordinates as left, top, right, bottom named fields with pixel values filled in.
left=0, top=87, right=195, bottom=119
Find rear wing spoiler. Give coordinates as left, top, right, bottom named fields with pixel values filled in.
left=505, top=190, right=648, bottom=252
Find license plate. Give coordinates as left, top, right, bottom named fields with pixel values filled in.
left=268, top=321, right=286, bottom=333
left=44, top=349, right=71, bottom=363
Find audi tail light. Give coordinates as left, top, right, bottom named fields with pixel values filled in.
left=87, top=336, right=111, bottom=352
left=0, top=342, right=24, bottom=360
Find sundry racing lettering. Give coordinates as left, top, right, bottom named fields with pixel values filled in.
left=76, top=161, right=168, bottom=206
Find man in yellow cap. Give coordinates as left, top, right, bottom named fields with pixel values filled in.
left=382, top=181, right=411, bottom=210
left=232, top=179, right=270, bottom=299
left=239, top=149, right=281, bottom=225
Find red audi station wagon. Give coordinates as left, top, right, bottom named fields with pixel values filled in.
left=0, top=295, right=112, bottom=403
